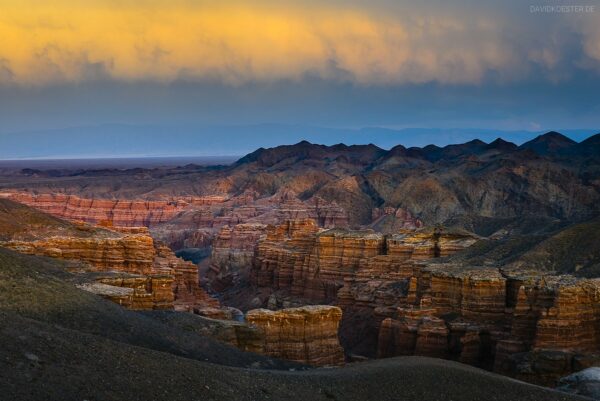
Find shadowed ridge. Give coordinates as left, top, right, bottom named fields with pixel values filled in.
left=386, top=144, right=408, bottom=157
left=418, top=139, right=489, bottom=162
left=580, top=132, right=600, bottom=146
left=576, top=133, right=600, bottom=157
left=234, top=140, right=385, bottom=168
left=486, top=138, right=518, bottom=151
left=234, top=147, right=267, bottom=165
left=508, top=216, right=600, bottom=277
left=519, top=131, right=576, bottom=155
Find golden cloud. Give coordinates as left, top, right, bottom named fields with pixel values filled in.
left=0, top=0, right=593, bottom=86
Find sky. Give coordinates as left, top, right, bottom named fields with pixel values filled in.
left=0, top=0, right=599, bottom=157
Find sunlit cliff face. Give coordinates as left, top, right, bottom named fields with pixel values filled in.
left=1, top=0, right=599, bottom=87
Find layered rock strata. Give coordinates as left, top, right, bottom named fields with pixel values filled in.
left=376, top=266, right=600, bottom=385
left=78, top=275, right=174, bottom=310
left=1, top=231, right=217, bottom=312
left=1, top=191, right=226, bottom=227
left=248, top=219, right=600, bottom=384
left=376, top=265, right=507, bottom=364
left=3, top=234, right=156, bottom=274
left=251, top=221, right=476, bottom=302
left=245, top=305, right=345, bottom=366
left=2, top=190, right=348, bottom=251
left=249, top=220, right=477, bottom=363
left=208, top=223, right=268, bottom=290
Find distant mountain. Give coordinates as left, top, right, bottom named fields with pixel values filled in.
left=486, top=138, right=518, bottom=152
left=0, top=124, right=596, bottom=159
left=578, top=133, right=600, bottom=156
left=519, top=131, right=577, bottom=155
left=235, top=131, right=597, bottom=167
left=236, top=141, right=386, bottom=167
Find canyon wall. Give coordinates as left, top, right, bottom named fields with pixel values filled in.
left=376, top=267, right=600, bottom=385
left=208, top=223, right=268, bottom=291
left=248, top=219, right=600, bottom=384
left=251, top=220, right=476, bottom=302
left=0, top=192, right=226, bottom=227
left=1, top=230, right=217, bottom=312
left=246, top=305, right=345, bottom=366
left=3, top=234, right=156, bottom=274
left=1, top=190, right=349, bottom=254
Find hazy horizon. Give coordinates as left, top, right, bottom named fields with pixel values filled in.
left=0, top=124, right=597, bottom=160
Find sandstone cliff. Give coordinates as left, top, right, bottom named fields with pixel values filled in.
left=248, top=218, right=600, bottom=384
left=208, top=223, right=268, bottom=290
left=2, top=189, right=349, bottom=259
left=251, top=221, right=476, bottom=302
left=246, top=305, right=345, bottom=366
left=376, top=265, right=600, bottom=385
left=1, top=192, right=226, bottom=227
left=0, top=201, right=218, bottom=313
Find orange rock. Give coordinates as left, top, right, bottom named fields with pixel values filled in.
left=209, top=223, right=267, bottom=290
left=246, top=305, right=345, bottom=366
left=1, top=231, right=218, bottom=312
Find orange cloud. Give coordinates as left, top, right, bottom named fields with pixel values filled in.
left=0, top=0, right=593, bottom=86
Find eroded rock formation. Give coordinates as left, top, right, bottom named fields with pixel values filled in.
left=78, top=275, right=174, bottom=310
left=1, top=229, right=217, bottom=311
left=208, top=223, right=268, bottom=290
left=251, top=220, right=476, bottom=302
left=375, top=265, right=600, bottom=385
left=246, top=305, right=345, bottom=366
left=3, top=234, right=156, bottom=274
left=247, top=218, right=600, bottom=384
left=1, top=190, right=349, bottom=259
left=1, top=192, right=226, bottom=227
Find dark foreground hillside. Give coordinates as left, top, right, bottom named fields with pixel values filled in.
left=0, top=248, right=584, bottom=401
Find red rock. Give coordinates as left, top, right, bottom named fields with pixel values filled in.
left=2, top=191, right=226, bottom=227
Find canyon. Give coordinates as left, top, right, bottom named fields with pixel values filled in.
left=2, top=191, right=227, bottom=227
left=1, top=133, right=600, bottom=388
left=0, top=202, right=218, bottom=313
left=0, top=198, right=346, bottom=366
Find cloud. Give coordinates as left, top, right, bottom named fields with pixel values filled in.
left=0, top=0, right=598, bottom=86
left=0, top=58, right=13, bottom=82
